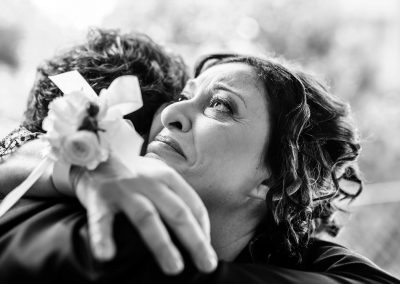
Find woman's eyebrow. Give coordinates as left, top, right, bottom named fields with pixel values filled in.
left=214, top=83, right=247, bottom=108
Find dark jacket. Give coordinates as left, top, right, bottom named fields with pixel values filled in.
left=0, top=199, right=398, bottom=284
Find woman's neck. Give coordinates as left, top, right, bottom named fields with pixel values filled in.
left=209, top=210, right=260, bottom=261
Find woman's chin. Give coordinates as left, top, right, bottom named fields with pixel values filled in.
left=144, top=151, right=184, bottom=170
left=146, top=141, right=186, bottom=162
left=144, top=152, right=166, bottom=162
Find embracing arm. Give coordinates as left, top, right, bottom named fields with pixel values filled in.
left=0, top=200, right=398, bottom=284
left=1, top=133, right=397, bottom=283
left=0, top=138, right=62, bottom=198
left=0, top=142, right=218, bottom=275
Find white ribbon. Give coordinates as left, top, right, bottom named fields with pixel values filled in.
left=0, top=71, right=144, bottom=217
left=0, top=157, right=53, bottom=217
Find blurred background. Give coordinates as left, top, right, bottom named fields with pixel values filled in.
left=1, top=0, right=399, bottom=277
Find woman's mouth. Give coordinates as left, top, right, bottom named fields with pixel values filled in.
left=152, top=135, right=186, bottom=158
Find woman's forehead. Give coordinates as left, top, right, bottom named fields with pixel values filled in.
left=189, top=63, right=262, bottom=93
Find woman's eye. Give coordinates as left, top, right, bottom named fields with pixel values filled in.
left=209, top=97, right=233, bottom=114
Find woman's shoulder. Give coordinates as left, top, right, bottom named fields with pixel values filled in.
left=236, top=235, right=399, bottom=283
left=239, top=234, right=381, bottom=270
left=299, top=238, right=400, bottom=282
left=302, top=237, right=378, bottom=270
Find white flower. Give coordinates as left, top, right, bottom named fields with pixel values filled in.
left=43, top=91, right=93, bottom=135
left=40, top=72, right=143, bottom=171
left=42, top=91, right=110, bottom=169
left=60, top=130, right=109, bottom=170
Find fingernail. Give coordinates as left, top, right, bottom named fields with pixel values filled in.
left=201, top=249, right=218, bottom=272
left=163, top=256, right=184, bottom=275
left=95, top=242, right=114, bottom=260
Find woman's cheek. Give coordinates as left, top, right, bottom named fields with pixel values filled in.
left=148, top=106, right=166, bottom=142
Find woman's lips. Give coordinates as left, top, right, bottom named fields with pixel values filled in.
left=154, top=135, right=186, bottom=158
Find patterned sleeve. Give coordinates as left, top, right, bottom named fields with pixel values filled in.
left=0, top=126, right=41, bottom=161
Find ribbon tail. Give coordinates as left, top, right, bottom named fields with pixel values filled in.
left=49, top=70, right=98, bottom=99
left=0, top=156, right=54, bottom=218
left=101, top=120, right=144, bottom=172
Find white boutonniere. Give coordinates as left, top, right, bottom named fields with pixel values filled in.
left=0, top=71, right=144, bottom=217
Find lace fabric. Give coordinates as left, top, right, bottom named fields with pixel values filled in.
left=0, top=126, right=41, bottom=160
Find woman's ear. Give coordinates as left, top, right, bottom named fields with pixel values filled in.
left=248, top=180, right=269, bottom=201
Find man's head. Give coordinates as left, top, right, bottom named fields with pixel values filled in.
left=23, top=28, right=189, bottom=136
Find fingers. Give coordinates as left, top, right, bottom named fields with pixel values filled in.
left=76, top=157, right=217, bottom=274
left=137, top=158, right=210, bottom=240
left=159, top=190, right=217, bottom=273
left=120, top=193, right=184, bottom=275
left=129, top=180, right=217, bottom=273
left=86, top=188, right=116, bottom=261
left=159, top=168, right=210, bottom=240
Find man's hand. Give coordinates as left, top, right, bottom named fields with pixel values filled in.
left=74, top=156, right=217, bottom=275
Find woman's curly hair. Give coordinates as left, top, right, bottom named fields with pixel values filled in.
left=195, top=54, right=362, bottom=262
left=23, top=28, right=189, bottom=135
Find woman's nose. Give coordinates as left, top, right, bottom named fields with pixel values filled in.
left=160, top=101, right=192, bottom=132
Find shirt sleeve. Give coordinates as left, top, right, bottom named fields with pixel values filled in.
left=0, top=199, right=398, bottom=284
left=0, top=199, right=155, bottom=284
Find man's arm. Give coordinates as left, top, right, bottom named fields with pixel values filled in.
left=0, top=141, right=218, bottom=275
left=0, top=138, right=63, bottom=198
left=0, top=199, right=398, bottom=284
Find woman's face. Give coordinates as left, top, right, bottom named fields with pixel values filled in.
left=146, top=63, right=270, bottom=213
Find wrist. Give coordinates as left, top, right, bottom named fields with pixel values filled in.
left=52, top=161, right=85, bottom=197
left=70, top=166, right=86, bottom=194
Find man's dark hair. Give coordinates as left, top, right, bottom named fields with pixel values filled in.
left=23, top=28, right=189, bottom=136
left=195, top=54, right=362, bottom=262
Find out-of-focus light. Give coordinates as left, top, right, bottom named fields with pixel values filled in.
left=236, top=17, right=260, bottom=40
left=31, top=0, right=115, bottom=29
left=338, top=0, right=398, bottom=18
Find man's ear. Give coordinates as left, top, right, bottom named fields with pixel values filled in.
left=248, top=180, right=269, bottom=201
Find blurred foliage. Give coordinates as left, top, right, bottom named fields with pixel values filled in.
left=0, top=0, right=399, bottom=182
left=0, top=26, right=20, bottom=69
left=103, top=0, right=400, bottom=183
left=326, top=198, right=400, bottom=277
